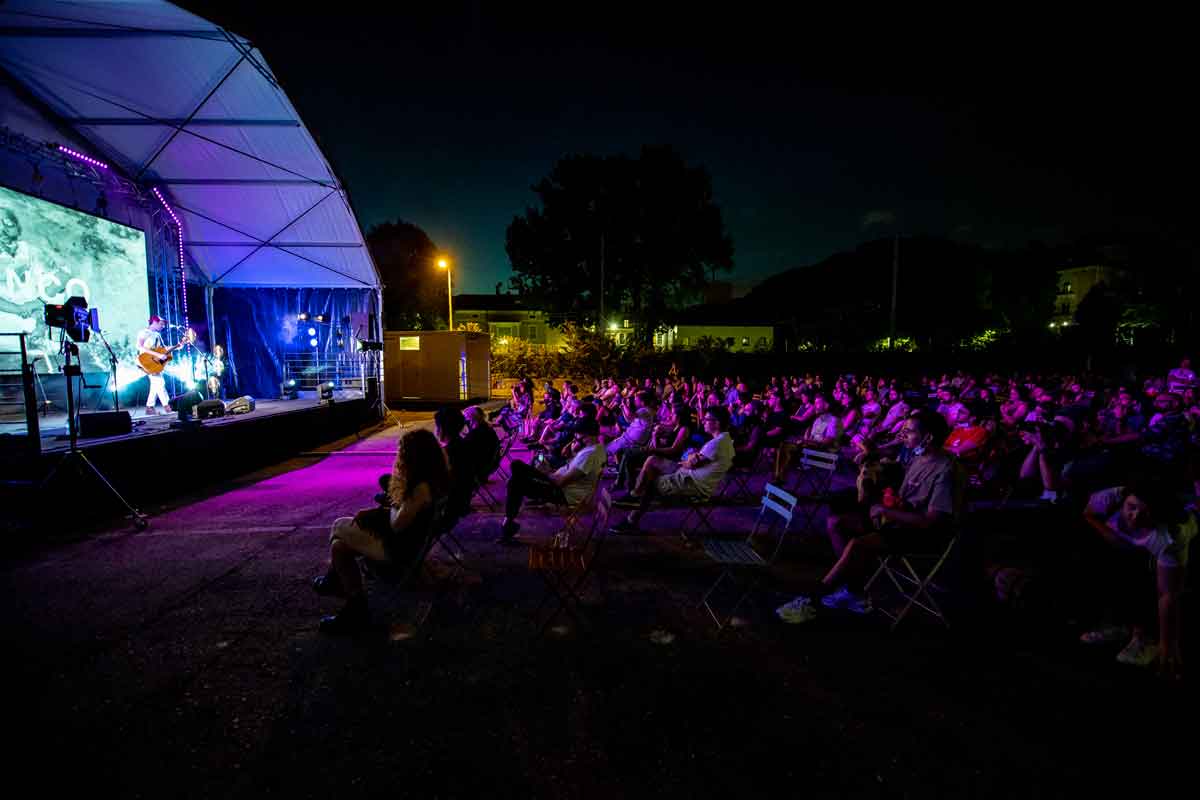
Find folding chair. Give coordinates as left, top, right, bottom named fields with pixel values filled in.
left=492, top=433, right=517, bottom=482
left=553, top=476, right=602, bottom=542
left=863, top=533, right=958, bottom=631
left=715, top=463, right=759, bottom=504
left=788, top=448, right=838, bottom=536
left=362, top=497, right=452, bottom=630
left=528, top=488, right=614, bottom=637
left=679, top=494, right=719, bottom=540
left=698, top=483, right=798, bottom=630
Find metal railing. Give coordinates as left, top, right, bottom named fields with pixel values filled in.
left=0, top=333, right=41, bottom=458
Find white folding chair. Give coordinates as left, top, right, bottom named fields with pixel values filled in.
left=863, top=533, right=958, bottom=631
left=788, top=449, right=838, bottom=535
left=698, top=483, right=798, bottom=630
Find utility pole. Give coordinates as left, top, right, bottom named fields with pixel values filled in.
left=889, top=234, right=899, bottom=351
left=599, top=232, right=606, bottom=326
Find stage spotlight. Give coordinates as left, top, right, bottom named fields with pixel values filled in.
left=44, top=295, right=92, bottom=342
left=356, top=339, right=384, bottom=352
left=169, top=389, right=204, bottom=426
left=315, top=314, right=325, bottom=323
left=319, top=382, right=334, bottom=404
left=309, top=337, right=318, bottom=348
left=298, top=312, right=309, bottom=321
left=307, top=327, right=317, bottom=337
left=280, top=379, right=298, bottom=400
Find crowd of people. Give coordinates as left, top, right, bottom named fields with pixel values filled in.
left=308, top=360, right=1198, bottom=678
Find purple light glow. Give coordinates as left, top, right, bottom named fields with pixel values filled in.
left=153, top=187, right=189, bottom=327
left=57, top=145, right=109, bottom=170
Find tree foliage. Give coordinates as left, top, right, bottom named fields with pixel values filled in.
left=505, top=146, right=734, bottom=342
left=367, top=220, right=444, bottom=330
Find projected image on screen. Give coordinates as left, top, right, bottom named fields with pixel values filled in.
left=0, top=184, right=150, bottom=375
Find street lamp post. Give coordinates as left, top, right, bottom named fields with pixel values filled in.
left=437, top=258, right=453, bottom=331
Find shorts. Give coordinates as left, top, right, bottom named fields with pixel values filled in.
left=655, top=471, right=706, bottom=499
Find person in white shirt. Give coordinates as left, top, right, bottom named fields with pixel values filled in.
left=136, top=315, right=171, bottom=415
left=1079, top=482, right=1194, bottom=677
left=496, top=416, right=605, bottom=544
left=611, top=405, right=733, bottom=535
left=1167, top=357, right=1196, bottom=395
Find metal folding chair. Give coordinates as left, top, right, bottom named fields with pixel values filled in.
left=715, top=463, right=759, bottom=504
left=698, top=483, right=798, bottom=630
left=528, top=488, right=614, bottom=637
left=362, top=497, right=452, bottom=630
left=863, top=533, right=958, bottom=631
left=788, top=448, right=838, bottom=535
left=492, top=433, right=517, bottom=482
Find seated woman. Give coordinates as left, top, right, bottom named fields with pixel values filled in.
left=313, top=428, right=450, bottom=634
left=615, top=401, right=693, bottom=491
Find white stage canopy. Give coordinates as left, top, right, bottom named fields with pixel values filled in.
left=0, top=0, right=380, bottom=290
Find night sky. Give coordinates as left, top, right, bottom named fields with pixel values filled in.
left=185, top=3, right=1192, bottom=294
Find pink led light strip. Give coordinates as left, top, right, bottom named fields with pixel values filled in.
left=152, top=187, right=188, bottom=326
left=57, top=145, right=109, bottom=170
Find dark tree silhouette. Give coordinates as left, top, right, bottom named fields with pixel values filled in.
left=367, top=220, right=443, bottom=330
left=506, top=145, right=734, bottom=342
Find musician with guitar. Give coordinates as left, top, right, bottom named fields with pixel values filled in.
left=136, top=315, right=192, bottom=416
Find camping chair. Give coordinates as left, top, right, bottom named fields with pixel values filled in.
left=787, top=448, right=839, bottom=536
left=528, top=488, right=614, bottom=637
left=492, top=432, right=517, bottom=482
left=361, top=497, right=453, bottom=630
left=698, top=483, right=798, bottom=630
left=862, top=532, right=958, bottom=631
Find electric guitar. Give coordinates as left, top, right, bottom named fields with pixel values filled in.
left=137, top=328, right=196, bottom=375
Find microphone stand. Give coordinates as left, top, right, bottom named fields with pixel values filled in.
left=95, top=329, right=120, bottom=412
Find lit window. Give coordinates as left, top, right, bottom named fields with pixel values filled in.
left=741, top=336, right=750, bottom=347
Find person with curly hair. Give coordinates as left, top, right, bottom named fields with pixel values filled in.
left=312, top=428, right=450, bottom=634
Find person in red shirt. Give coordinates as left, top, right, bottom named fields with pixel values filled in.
left=943, top=402, right=990, bottom=461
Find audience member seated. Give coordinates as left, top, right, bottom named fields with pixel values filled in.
left=463, top=405, right=501, bottom=483
left=610, top=405, right=734, bottom=534
left=313, top=429, right=450, bottom=634
left=496, top=417, right=606, bottom=545
left=615, top=402, right=694, bottom=491
left=806, top=409, right=964, bottom=614
left=606, top=390, right=658, bottom=458
left=434, top=406, right=474, bottom=522
left=774, top=392, right=843, bottom=481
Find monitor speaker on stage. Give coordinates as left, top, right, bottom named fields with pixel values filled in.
left=196, top=399, right=225, bottom=420
left=225, top=395, right=256, bottom=415
left=79, top=410, right=132, bottom=438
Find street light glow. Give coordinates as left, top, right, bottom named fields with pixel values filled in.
left=437, top=258, right=448, bottom=269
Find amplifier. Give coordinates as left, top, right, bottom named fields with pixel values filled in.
left=196, top=399, right=225, bottom=420
left=78, top=410, right=132, bottom=438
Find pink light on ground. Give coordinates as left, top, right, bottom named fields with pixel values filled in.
left=57, top=145, right=109, bottom=170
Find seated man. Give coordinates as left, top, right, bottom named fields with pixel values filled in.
left=944, top=402, right=990, bottom=461
left=809, top=409, right=964, bottom=614
left=774, top=392, right=842, bottom=481
left=496, top=417, right=605, bottom=544
left=610, top=406, right=734, bottom=534
left=434, top=406, right=474, bottom=522
left=606, top=390, right=658, bottom=457
left=523, top=385, right=562, bottom=443
left=463, top=405, right=501, bottom=483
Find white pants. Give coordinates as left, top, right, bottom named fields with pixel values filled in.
left=146, top=374, right=170, bottom=409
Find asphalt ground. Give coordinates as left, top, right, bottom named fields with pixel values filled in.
left=1, top=414, right=1193, bottom=798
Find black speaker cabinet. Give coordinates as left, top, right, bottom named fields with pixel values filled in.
left=78, top=410, right=132, bottom=438
left=196, top=399, right=225, bottom=420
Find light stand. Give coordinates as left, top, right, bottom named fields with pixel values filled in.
left=94, top=328, right=121, bottom=411
left=39, top=332, right=147, bottom=530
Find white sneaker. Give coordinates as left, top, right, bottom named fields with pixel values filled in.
left=1115, top=637, right=1159, bottom=667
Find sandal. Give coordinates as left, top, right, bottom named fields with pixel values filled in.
left=1079, top=625, right=1130, bottom=644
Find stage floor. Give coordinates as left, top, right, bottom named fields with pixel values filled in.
left=5, top=390, right=364, bottom=454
